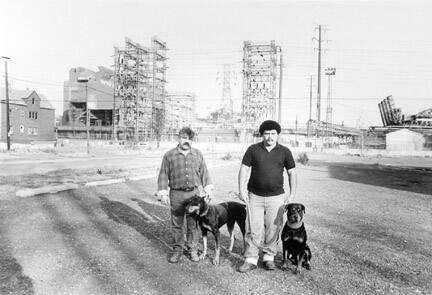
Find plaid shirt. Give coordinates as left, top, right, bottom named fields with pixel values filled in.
left=157, top=146, right=212, bottom=191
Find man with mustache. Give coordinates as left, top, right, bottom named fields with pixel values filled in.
left=157, top=127, right=213, bottom=263
left=237, top=120, right=297, bottom=272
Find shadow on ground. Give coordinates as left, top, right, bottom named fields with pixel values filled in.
left=0, top=229, right=34, bottom=295
left=313, top=161, right=432, bottom=195
left=129, top=197, right=245, bottom=266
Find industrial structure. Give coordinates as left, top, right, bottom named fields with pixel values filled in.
left=114, top=36, right=167, bottom=141
left=378, top=95, right=432, bottom=127
left=378, top=95, right=404, bottom=126
left=63, top=66, right=116, bottom=128
left=166, top=92, right=196, bottom=131
left=242, top=40, right=281, bottom=129
left=60, top=37, right=200, bottom=141
left=368, top=95, right=432, bottom=150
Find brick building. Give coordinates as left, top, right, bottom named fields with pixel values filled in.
left=0, top=89, right=55, bottom=143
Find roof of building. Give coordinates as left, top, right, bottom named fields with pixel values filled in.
left=416, top=108, right=432, bottom=118
left=0, top=88, right=55, bottom=109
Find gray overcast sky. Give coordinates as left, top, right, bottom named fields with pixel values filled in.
left=1, top=0, right=432, bottom=128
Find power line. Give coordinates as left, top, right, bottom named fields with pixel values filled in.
left=4, top=97, right=431, bottom=103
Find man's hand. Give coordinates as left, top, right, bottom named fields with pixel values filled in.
left=156, top=190, right=170, bottom=205
left=239, top=191, right=249, bottom=203
left=204, top=184, right=214, bottom=203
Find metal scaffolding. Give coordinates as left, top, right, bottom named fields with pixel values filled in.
left=114, top=36, right=167, bottom=141
left=242, top=40, right=280, bottom=130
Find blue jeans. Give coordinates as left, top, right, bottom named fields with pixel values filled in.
left=169, top=189, right=199, bottom=253
left=244, top=192, right=285, bottom=264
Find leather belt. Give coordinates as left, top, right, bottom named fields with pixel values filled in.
left=174, top=187, right=195, bottom=192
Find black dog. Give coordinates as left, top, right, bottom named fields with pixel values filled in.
left=281, top=203, right=312, bottom=274
left=185, top=195, right=246, bottom=265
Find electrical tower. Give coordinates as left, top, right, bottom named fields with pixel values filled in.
left=217, top=64, right=235, bottom=118
left=242, top=40, right=280, bottom=130
left=114, top=36, right=167, bottom=141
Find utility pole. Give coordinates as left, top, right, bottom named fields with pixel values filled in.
left=278, top=49, right=283, bottom=124
left=325, top=67, right=336, bottom=147
left=308, top=75, right=313, bottom=137
left=77, top=77, right=90, bottom=154
left=2, top=56, right=11, bottom=151
left=316, top=25, right=322, bottom=125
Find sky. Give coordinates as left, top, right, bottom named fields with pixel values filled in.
left=1, top=0, right=432, bottom=128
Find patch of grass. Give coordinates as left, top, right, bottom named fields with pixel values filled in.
left=297, top=152, right=309, bottom=165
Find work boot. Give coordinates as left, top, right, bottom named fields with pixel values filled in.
left=238, top=261, right=257, bottom=273
left=189, top=251, right=199, bottom=262
left=168, top=251, right=182, bottom=263
left=263, top=261, right=275, bottom=271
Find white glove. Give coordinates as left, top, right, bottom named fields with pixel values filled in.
left=156, top=190, right=170, bottom=205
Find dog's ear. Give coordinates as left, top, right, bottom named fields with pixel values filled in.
left=284, top=204, right=290, bottom=211
left=301, top=204, right=305, bottom=214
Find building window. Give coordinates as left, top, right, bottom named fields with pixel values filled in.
left=32, top=97, right=35, bottom=104
left=20, top=125, right=25, bottom=133
left=29, top=111, right=31, bottom=118
left=35, top=112, right=38, bottom=119
left=27, top=127, right=38, bottom=135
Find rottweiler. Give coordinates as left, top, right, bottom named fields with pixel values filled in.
left=185, top=195, right=246, bottom=265
left=281, top=203, right=312, bottom=274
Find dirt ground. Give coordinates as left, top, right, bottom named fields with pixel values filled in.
left=0, top=150, right=431, bottom=294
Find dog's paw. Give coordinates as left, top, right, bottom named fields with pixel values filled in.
left=281, top=262, right=289, bottom=271
left=199, top=253, right=206, bottom=260
left=302, top=262, right=311, bottom=270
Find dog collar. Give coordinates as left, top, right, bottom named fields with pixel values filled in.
left=286, top=222, right=303, bottom=230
